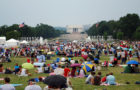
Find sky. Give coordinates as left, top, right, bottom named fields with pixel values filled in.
left=0, top=0, right=140, bottom=27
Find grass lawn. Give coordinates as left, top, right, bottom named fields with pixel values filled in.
left=0, top=55, right=140, bottom=90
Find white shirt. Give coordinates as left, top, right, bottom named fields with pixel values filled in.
left=0, top=84, right=15, bottom=90
left=25, top=85, right=42, bottom=90
left=37, top=67, right=43, bottom=73
left=121, top=51, right=125, bottom=58
left=20, top=68, right=28, bottom=76
left=54, top=68, right=64, bottom=75
left=85, top=74, right=94, bottom=83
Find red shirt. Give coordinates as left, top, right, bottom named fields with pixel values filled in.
left=101, top=76, right=107, bottom=82
left=64, top=68, right=70, bottom=77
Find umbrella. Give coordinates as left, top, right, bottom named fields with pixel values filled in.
left=81, top=62, right=93, bottom=72
left=70, top=63, right=81, bottom=67
left=43, top=75, right=67, bottom=89
left=127, top=60, right=139, bottom=64
left=22, top=63, right=34, bottom=70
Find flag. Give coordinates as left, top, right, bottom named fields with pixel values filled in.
left=19, top=22, right=24, bottom=28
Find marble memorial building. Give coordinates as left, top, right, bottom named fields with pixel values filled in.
left=67, top=25, right=84, bottom=33
left=60, top=25, right=87, bottom=41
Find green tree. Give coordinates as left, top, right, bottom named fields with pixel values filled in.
left=133, top=26, right=140, bottom=40
left=0, top=25, right=8, bottom=36
left=97, top=21, right=110, bottom=35
left=103, top=32, right=108, bottom=41
left=6, top=30, right=21, bottom=40
left=117, top=32, right=123, bottom=40
left=119, top=13, right=140, bottom=39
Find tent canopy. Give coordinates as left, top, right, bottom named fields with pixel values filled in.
left=6, top=38, right=19, bottom=43
left=6, top=38, right=19, bottom=47
left=20, top=40, right=29, bottom=44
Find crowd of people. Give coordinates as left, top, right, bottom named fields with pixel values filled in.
left=0, top=40, right=139, bottom=90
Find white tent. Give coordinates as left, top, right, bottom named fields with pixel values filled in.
left=6, top=38, right=19, bottom=47
left=20, top=40, right=29, bottom=44
left=0, top=37, right=6, bottom=44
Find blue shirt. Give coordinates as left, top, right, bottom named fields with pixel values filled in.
left=14, top=66, right=19, bottom=70
left=106, top=75, right=116, bottom=85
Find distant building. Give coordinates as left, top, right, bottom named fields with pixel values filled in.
left=66, top=25, right=84, bottom=33
left=59, top=25, right=87, bottom=41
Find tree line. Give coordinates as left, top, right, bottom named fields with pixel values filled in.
left=87, top=13, right=140, bottom=40
left=0, top=23, right=66, bottom=40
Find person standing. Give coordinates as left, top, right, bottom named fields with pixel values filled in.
left=121, top=50, right=126, bottom=64
left=31, top=51, right=36, bottom=64
left=64, top=66, right=70, bottom=77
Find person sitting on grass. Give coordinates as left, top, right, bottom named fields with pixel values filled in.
left=0, top=77, right=15, bottom=90
left=93, top=75, right=101, bottom=85
left=17, top=66, right=22, bottom=75
left=49, top=69, right=56, bottom=76
left=97, top=72, right=102, bottom=78
left=133, top=64, right=140, bottom=73
left=13, top=63, right=20, bottom=75
left=85, top=72, right=95, bottom=85
left=106, top=72, right=116, bottom=85
left=77, top=67, right=86, bottom=78
left=101, top=74, right=109, bottom=83
left=0, top=64, right=4, bottom=74
left=25, top=79, right=42, bottom=90
left=5, top=67, right=13, bottom=74
left=43, top=64, right=50, bottom=73
left=19, top=67, right=29, bottom=76
left=35, top=66, right=43, bottom=73
left=123, top=64, right=132, bottom=73
left=54, top=65, right=64, bottom=75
